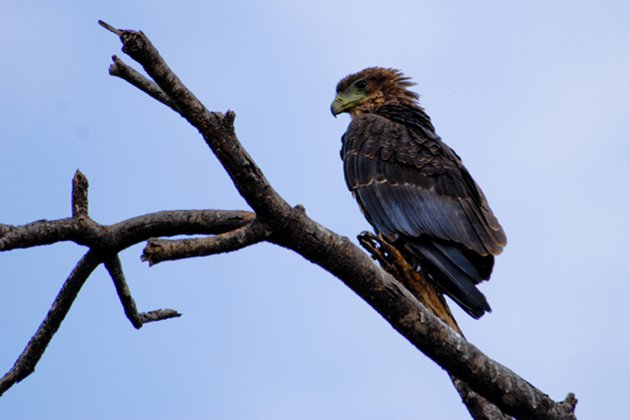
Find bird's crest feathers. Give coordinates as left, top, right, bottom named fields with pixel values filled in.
left=335, top=67, right=420, bottom=115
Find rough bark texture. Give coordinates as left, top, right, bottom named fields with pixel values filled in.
left=0, top=21, right=578, bottom=420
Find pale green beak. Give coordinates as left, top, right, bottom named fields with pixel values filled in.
left=330, top=93, right=347, bottom=117
left=330, top=90, right=367, bottom=117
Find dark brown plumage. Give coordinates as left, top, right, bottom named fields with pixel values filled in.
left=332, top=67, right=506, bottom=319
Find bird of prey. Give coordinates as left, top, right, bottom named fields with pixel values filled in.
left=331, top=67, right=506, bottom=319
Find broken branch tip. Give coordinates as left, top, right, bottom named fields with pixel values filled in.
left=98, top=20, right=123, bottom=36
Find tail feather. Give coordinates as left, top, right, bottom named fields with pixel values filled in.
left=405, top=239, right=492, bottom=319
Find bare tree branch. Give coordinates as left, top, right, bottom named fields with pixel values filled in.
left=0, top=171, right=252, bottom=393
left=0, top=209, right=254, bottom=252
left=98, top=19, right=122, bottom=36
left=0, top=20, right=578, bottom=420
left=108, top=55, right=179, bottom=112
left=108, top=24, right=288, bottom=222
left=142, top=219, right=270, bottom=265
left=72, top=169, right=89, bottom=218
left=104, top=255, right=145, bottom=328
left=104, top=255, right=181, bottom=329
left=98, top=21, right=576, bottom=419
left=139, top=309, right=181, bottom=324
left=453, top=378, right=513, bottom=420
left=358, top=231, right=509, bottom=419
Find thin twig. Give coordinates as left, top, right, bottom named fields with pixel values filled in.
left=109, top=55, right=179, bottom=111
left=71, top=170, right=89, bottom=218
left=104, top=255, right=144, bottom=328
left=104, top=255, right=181, bottom=328
left=139, top=309, right=181, bottom=324
left=142, top=219, right=270, bottom=265
left=98, top=19, right=122, bottom=36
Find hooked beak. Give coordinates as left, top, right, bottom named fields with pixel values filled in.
left=330, top=91, right=365, bottom=117
left=330, top=93, right=346, bottom=117
left=332, top=91, right=362, bottom=117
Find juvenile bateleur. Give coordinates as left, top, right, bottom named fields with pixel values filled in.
left=331, top=67, right=507, bottom=319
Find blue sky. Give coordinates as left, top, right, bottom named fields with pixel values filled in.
left=1, top=1, right=629, bottom=418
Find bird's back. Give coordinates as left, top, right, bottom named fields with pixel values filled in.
left=341, top=104, right=506, bottom=318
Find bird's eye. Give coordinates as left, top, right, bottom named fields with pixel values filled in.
left=355, top=80, right=368, bottom=90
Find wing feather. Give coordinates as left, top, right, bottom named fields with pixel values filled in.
left=343, top=112, right=506, bottom=257
left=341, top=107, right=506, bottom=318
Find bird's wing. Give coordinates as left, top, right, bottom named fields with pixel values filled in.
left=342, top=110, right=506, bottom=259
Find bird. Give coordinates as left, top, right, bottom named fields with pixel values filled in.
left=331, top=67, right=507, bottom=320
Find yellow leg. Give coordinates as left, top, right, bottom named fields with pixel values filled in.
left=358, top=232, right=462, bottom=336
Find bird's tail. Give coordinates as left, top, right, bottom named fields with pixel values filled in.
left=358, top=232, right=463, bottom=334
left=401, top=264, right=463, bottom=335
left=406, top=240, right=492, bottom=319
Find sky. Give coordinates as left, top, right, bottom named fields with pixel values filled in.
left=1, top=1, right=629, bottom=419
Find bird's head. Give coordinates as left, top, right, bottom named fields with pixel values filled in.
left=331, top=67, right=419, bottom=118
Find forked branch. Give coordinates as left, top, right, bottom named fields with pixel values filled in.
left=0, top=20, right=578, bottom=420
left=96, top=20, right=577, bottom=420
left=0, top=171, right=256, bottom=395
